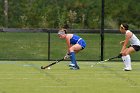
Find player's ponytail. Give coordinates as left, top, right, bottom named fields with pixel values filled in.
left=58, top=24, right=69, bottom=34
left=63, top=29, right=67, bottom=34
left=63, top=24, right=69, bottom=34
left=122, top=23, right=129, bottom=30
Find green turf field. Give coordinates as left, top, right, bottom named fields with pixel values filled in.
left=0, top=61, right=140, bottom=93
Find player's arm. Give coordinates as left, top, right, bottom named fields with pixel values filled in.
left=65, top=35, right=71, bottom=53
left=121, top=32, right=132, bottom=53
left=64, top=35, right=73, bottom=59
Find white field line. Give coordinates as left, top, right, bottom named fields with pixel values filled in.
left=0, top=77, right=140, bottom=80
left=130, top=86, right=140, bottom=87
left=0, top=78, right=43, bottom=80
left=0, top=77, right=104, bottom=80
left=0, top=71, right=140, bottom=78
left=40, top=86, right=88, bottom=88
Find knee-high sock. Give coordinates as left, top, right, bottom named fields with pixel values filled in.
left=70, top=52, right=78, bottom=66
left=121, top=55, right=131, bottom=69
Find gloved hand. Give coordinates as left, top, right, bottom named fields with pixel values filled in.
left=117, top=53, right=122, bottom=58
left=64, top=53, right=70, bottom=59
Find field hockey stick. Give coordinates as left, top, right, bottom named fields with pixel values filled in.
left=91, top=54, right=122, bottom=67
left=104, top=54, right=121, bottom=62
left=101, top=53, right=122, bottom=63
left=41, top=58, right=64, bottom=69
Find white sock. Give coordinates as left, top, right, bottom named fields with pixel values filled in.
left=121, top=55, right=132, bottom=69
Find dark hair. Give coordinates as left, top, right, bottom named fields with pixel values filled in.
left=122, top=23, right=129, bottom=30
left=59, top=24, right=69, bottom=34
left=63, top=29, right=67, bottom=34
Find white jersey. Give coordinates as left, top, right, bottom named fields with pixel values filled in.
left=126, top=30, right=140, bottom=46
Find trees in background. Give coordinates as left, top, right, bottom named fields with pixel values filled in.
left=105, top=0, right=140, bottom=29
left=0, top=0, right=139, bottom=29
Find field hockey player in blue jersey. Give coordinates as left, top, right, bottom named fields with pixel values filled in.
left=58, top=28, right=86, bottom=70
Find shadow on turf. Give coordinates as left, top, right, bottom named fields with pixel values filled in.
left=24, top=62, right=68, bottom=86
left=98, top=63, right=139, bottom=87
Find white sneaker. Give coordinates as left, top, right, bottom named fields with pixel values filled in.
left=123, top=67, right=132, bottom=71
left=69, top=63, right=75, bottom=67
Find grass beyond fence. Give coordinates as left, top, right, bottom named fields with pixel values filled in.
left=0, top=32, right=48, bottom=60
left=0, top=32, right=140, bottom=61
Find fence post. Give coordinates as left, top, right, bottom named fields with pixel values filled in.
left=100, top=0, right=104, bottom=61
left=48, top=30, right=50, bottom=61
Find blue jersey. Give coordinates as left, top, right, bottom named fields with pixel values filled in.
left=70, top=34, right=86, bottom=49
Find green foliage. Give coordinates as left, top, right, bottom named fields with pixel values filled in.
left=0, top=0, right=4, bottom=27
left=0, top=0, right=140, bottom=29
left=105, top=0, right=140, bottom=29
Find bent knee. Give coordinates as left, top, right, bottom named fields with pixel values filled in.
left=122, top=52, right=129, bottom=56
left=69, top=47, right=74, bottom=52
left=69, top=46, right=81, bottom=52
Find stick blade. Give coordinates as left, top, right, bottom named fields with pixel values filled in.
left=104, top=59, right=109, bottom=62
left=41, top=66, right=45, bottom=69
left=40, top=58, right=64, bottom=70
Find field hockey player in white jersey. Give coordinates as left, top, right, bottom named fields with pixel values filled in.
left=119, top=23, right=140, bottom=71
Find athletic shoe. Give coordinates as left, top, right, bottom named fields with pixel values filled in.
left=123, top=67, right=132, bottom=71
left=69, top=63, right=75, bottom=67
left=70, top=65, right=80, bottom=70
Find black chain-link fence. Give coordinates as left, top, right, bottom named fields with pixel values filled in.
left=0, top=29, right=140, bottom=61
